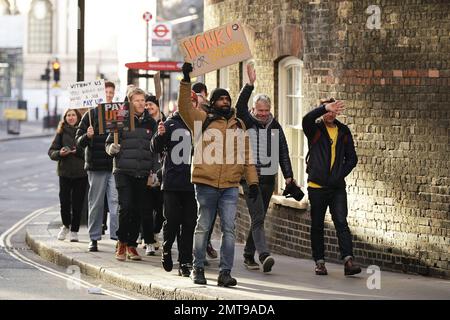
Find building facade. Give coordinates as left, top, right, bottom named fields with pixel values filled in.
left=0, top=0, right=119, bottom=120
left=204, top=0, right=449, bottom=278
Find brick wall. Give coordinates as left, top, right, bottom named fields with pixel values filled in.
left=205, top=0, right=450, bottom=278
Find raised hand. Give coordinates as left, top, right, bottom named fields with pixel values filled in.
left=182, top=62, right=193, bottom=82
left=247, top=62, right=256, bottom=86
left=325, top=100, right=345, bottom=115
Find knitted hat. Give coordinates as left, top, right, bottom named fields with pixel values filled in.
left=145, top=94, right=159, bottom=107
left=209, top=88, right=231, bottom=108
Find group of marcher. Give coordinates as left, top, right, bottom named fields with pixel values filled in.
left=48, top=62, right=361, bottom=288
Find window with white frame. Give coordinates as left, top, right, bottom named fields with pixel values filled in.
left=278, top=57, right=306, bottom=191
left=28, top=0, right=52, bottom=54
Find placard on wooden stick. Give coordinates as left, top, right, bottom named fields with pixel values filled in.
left=97, top=102, right=135, bottom=135
left=178, top=21, right=253, bottom=77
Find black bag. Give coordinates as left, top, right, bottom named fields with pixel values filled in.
left=282, top=180, right=305, bottom=202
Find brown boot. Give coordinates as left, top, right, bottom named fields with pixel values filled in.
left=344, top=258, right=361, bottom=276
left=115, top=241, right=127, bottom=261
left=315, top=262, right=328, bottom=275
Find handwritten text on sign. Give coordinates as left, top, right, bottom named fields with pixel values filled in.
left=179, top=22, right=252, bottom=77
left=69, top=80, right=106, bottom=109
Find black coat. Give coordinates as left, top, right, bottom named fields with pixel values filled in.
left=236, top=84, right=294, bottom=180
left=302, top=105, right=358, bottom=188
left=75, top=108, right=113, bottom=172
left=150, top=112, right=194, bottom=192
left=105, top=110, right=159, bottom=178
left=48, top=125, right=87, bottom=178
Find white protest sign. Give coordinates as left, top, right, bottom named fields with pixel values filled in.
left=69, top=80, right=106, bottom=109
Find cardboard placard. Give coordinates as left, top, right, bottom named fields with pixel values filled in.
left=97, top=102, right=135, bottom=135
left=69, top=80, right=107, bottom=109
left=178, top=21, right=252, bottom=77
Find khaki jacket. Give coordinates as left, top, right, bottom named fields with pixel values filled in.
left=178, top=81, right=258, bottom=189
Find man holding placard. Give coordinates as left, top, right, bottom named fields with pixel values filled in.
left=76, top=81, right=119, bottom=252
left=178, top=63, right=259, bottom=287
left=105, top=88, right=159, bottom=262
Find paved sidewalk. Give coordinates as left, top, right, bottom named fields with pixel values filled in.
left=0, top=121, right=55, bottom=142
left=25, top=206, right=450, bottom=300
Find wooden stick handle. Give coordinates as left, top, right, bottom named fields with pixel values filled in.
left=88, top=108, right=92, bottom=127
left=114, top=129, right=119, bottom=145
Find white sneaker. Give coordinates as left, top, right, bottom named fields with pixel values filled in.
left=145, top=244, right=155, bottom=256
left=57, top=226, right=69, bottom=241
left=69, top=232, right=79, bottom=242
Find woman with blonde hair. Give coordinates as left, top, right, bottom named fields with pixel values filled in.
left=48, top=109, right=88, bottom=242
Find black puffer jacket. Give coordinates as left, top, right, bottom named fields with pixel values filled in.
left=75, top=108, right=113, bottom=171
left=302, top=105, right=357, bottom=188
left=236, top=84, right=294, bottom=180
left=150, top=112, right=194, bottom=192
left=105, top=110, right=159, bottom=177
left=48, top=125, right=87, bottom=178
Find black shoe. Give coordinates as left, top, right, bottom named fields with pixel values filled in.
left=191, top=267, right=207, bottom=285
left=315, top=262, right=328, bottom=275
left=204, top=259, right=210, bottom=267
left=217, top=271, right=237, bottom=287
left=88, top=240, right=98, bottom=252
left=344, top=258, right=362, bottom=276
left=261, top=255, right=275, bottom=273
left=161, top=251, right=173, bottom=272
left=178, top=263, right=192, bottom=277
left=243, top=257, right=260, bottom=270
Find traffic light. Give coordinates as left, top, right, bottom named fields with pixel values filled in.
left=52, top=60, right=61, bottom=82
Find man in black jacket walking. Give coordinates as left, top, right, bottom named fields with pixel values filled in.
left=235, top=64, right=295, bottom=273
left=76, top=81, right=119, bottom=252
left=150, top=90, right=198, bottom=277
left=302, top=99, right=361, bottom=276
left=106, top=87, right=159, bottom=262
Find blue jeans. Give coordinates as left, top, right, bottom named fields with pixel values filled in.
left=193, top=184, right=239, bottom=272
left=87, top=171, right=119, bottom=241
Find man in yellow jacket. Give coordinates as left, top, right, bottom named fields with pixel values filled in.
left=178, top=63, right=259, bottom=287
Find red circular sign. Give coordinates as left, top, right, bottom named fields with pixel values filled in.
left=153, top=24, right=170, bottom=38
left=143, top=12, right=152, bottom=22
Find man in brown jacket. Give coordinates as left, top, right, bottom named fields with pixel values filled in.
left=178, top=63, right=259, bottom=287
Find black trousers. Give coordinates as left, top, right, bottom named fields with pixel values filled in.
left=308, top=187, right=354, bottom=262
left=152, top=187, right=164, bottom=234
left=115, top=173, right=150, bottom=247
left=59, top=176, right=88, bottom=232
left=162, top=191, right=197, bottom=264
left=141, top=188, right=159, bottom=245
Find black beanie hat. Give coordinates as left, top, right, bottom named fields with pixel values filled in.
left=209, top=88, right=231, bottom=108
left=145, top=94, right=159, bottom=107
